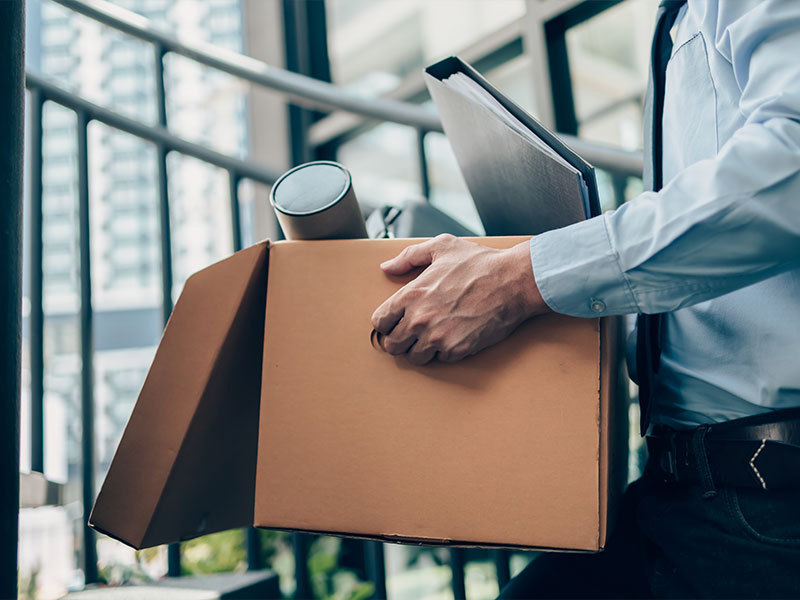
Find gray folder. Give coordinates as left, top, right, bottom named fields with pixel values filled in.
left=424, top=56, right=600, bottom=236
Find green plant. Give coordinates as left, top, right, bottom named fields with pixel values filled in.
left=180, top=529, right=247, bottom=575
left=18, top=566, right=39, bottom=600
left=308, top=536, right=374, bottom=600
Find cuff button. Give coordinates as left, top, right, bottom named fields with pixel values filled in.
left=589, top=298, right=606, bottom=313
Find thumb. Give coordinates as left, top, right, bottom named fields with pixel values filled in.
left=380, top=239, right=439, bottom=275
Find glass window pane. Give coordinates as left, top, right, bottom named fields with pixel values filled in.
left=337, top=123, right=422, bottom=213
left=163, top=53, right=249, bottom=158
left=326, top=0, right=525, bottom=97
left=89, top=123, right=162, bottom=311
left=424, top=131, right=483, bottom=235
left=565, top=0, right=658, bottom=150
left=167, top=153, right=235, bottom=295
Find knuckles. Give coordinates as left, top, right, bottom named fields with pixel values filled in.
left=405, top=310, right=434, bottom=333
left=370, top=311, right=390, bottom=334
left=434, top=233, right=456, bottom=243
left=424, top=331, right=446, bottom=348
left=432, top=233, right=456, bottom=252
left=382, top=336, right=408, bottom=355
left=370, top=298, right=402, bottom=334
left=437, top=340, right=471, bottom=363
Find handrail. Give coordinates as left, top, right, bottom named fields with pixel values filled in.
left=52, top=0, right=642, bottom=178
left=20, top=472, right=64, bottom=508
left=53, top=0, right=443, bottom=131
left=25, top=72, right=282, bottom=184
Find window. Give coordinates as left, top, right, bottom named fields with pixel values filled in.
left=326, top=0, right=525, bottom=97
left=563, top=0, right=658, bottom=150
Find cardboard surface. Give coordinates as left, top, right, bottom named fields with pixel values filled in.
left=91, top=237, right=620, bottom=552
left=256, top=238, right=605, bottom=551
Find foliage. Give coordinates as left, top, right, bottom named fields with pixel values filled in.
left=180, top=528, right=296, bottom=594
left=180, top=529, right=247, bottom=575
left=259, top=528, right=291, bottom=568
left=308, top=536, right=374, bottom=600
left=98, top=558, right=150, bottom=587
left=18, top=566, right=39, bottom=600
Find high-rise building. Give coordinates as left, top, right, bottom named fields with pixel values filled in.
left=21, top=1, right=247, bottom=595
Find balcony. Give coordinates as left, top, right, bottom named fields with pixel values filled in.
left=3, top=0, right=647, bottom=598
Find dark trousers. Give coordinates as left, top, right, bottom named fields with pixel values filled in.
left=497, top=463, right=800, bottom=599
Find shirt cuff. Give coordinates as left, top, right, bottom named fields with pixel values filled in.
left=530, top=214, right=640, bottom=317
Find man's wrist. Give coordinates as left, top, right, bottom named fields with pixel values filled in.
left=507, top=240, right=551, bottom=319
left=530, top=216, right=639, bottom=318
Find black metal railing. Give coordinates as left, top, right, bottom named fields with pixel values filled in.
left=21, top=0, right=644, bottom=597
left=2, top=3, right=25, bottom=599
left=25, top=71, right=281, bottom=586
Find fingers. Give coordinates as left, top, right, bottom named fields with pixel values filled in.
left=380, top=234, right=454, bottom=275
left=381, top=330, right=417, bottom=355
left=374, top=329, right=438, bottom=365
left=370, top=311, right=439, bottom=365
left=406, top=343, right=437, bottom=366
left=371, top=318, right=459, bottom=366
left=371, top=295, right=404, bottom=336
left=380, top=240, right=435, bottom=275
left=437, top=343, right=471, bottom=364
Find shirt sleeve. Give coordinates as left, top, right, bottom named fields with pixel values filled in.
left=531, top=0, right=800, bottom=318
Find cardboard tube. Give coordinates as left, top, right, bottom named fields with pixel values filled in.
left=270, top=161, right=368, bottom=240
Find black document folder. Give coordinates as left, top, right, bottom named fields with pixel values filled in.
left=425, top=56, right=600, bottom=236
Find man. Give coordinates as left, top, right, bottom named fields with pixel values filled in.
left=371, top=0, right=800, bottom=597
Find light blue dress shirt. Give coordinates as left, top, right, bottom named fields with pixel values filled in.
left=530, top=0, right=800, bottom=429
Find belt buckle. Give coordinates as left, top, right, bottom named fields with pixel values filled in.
left=657, top=436, right=680, bottom=484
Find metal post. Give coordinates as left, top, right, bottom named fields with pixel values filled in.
left=493, top=549, right=511, bottom=591
left=0, top=2, right=25, bottom=597
left=154, top=45, right=174, bottom=320
left=229, top=171, right=243, bottom=252
left=449, top=548, right=466, bottom=600
left=154, top=43, right=168, bottom=127
left=156, top=147, right=173, bottom=319
left=154, top=46, right=174, bottom=320
left=167, top=544, right=182, bottom=577
left=282, top=0, right=315, bottom=165
left=154, top=42, right=182, bottom=578
left=610, top=173, right=628, bottom=210
left=544, top=1, right=622, bottom=136
left=292, top=533, right=312, bottom=599
left=416, top=129, right=430, bottom=201
left=246, top=527, right=263, bottom=571
left=77, top=109, right=99, bottom=585
left=29, top=90, right=45, bottom=474
left=543, top=23, right=578, bottom=136
left=364, top=541, right=387, bottom=600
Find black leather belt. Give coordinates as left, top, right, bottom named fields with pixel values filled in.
left=646, top=407, right=800, bottom=490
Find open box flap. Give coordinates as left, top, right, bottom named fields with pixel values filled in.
left=89, top=241, right=270, bottom=548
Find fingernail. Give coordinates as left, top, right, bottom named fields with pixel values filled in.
left=380, top=260, right=390, bottom=268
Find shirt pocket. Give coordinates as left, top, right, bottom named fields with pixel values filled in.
left=662, top=32, right=718, bottom=183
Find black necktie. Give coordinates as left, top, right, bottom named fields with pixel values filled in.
left=636, top=0, right=686, bottom=435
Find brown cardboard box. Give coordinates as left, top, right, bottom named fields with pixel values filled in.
left=90, top=236, right=624, bottom=552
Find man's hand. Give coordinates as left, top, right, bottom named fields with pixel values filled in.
left=370, top=234, right=552, bottom=365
